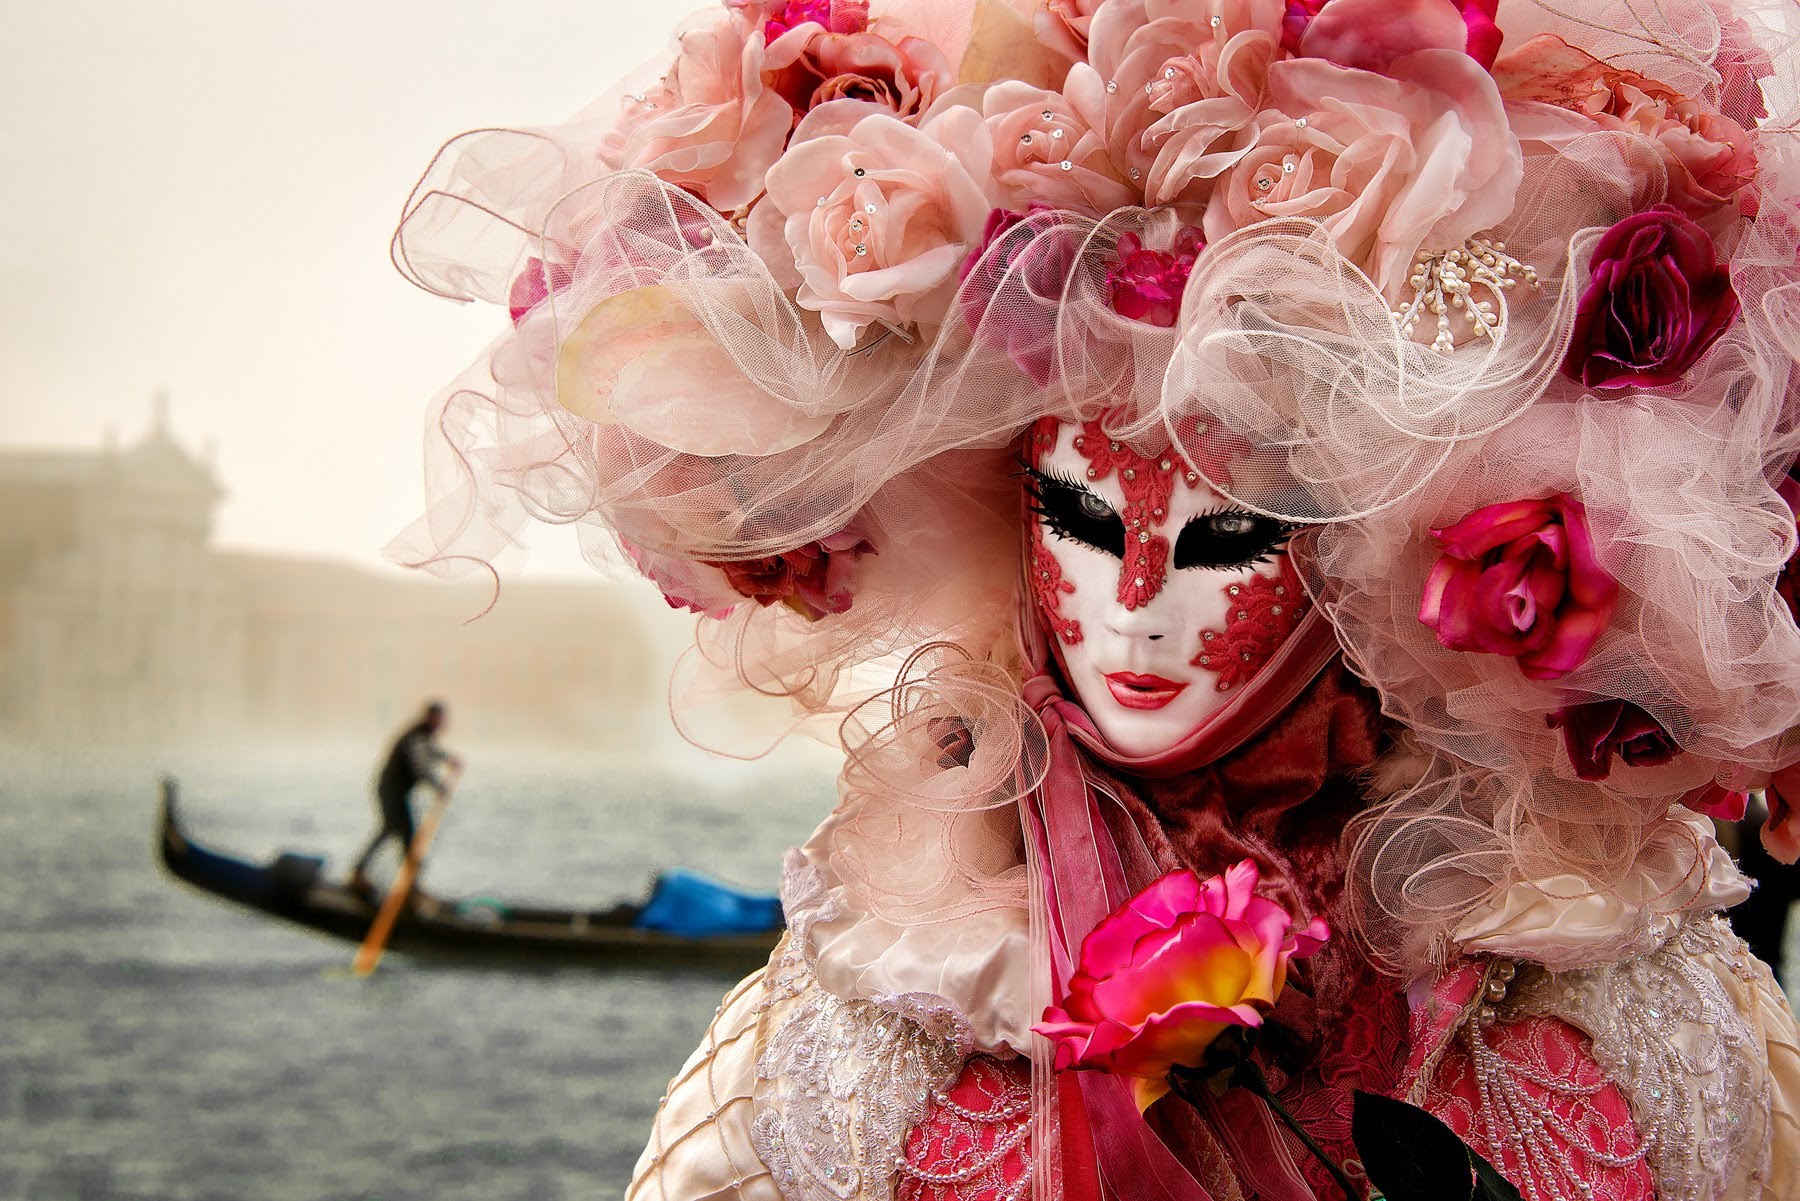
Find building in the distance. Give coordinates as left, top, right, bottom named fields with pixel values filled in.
left=0, top=404, right=651, bottom=749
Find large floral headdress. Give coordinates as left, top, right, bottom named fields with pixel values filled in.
left=392, top=0, right=1800, bottom=968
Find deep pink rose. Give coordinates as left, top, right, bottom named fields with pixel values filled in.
left=763, top=25, right=949, bottom=121
left=507, top=257, right=573, bottom=325
left=1280, top=0, right=1328, bottom=55
left=957, top=206, right=1078, bottom=385
left=1107, top=228, right=1204, bottom=327
left=1764, top=766, right=1800, bottom=865
left=703, top=530, right=875, bottom=620
left=1547, top=699, right=1678, bottom=781
left=1681, top=783, right=1749, bottom=822
left=1034, top=860, right=1327, bottom=1111
left=1298, top=0, right=1502, bottom=72
left=1419, top=494, right=1618, bottom=681
left=1561, top=205, right=1739, bottom=391
left=756, top=0, right=867, bottom=39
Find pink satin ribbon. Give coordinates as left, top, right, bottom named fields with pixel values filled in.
left=1019, top=605, right=1341, bottom=1201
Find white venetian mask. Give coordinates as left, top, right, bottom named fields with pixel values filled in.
left=1025, top=418, right=1307, bottom=757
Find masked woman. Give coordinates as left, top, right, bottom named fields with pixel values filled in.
left=390, top=0, right=1800, bottom=1196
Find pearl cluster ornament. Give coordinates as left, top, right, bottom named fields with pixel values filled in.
left=1393, top=234, right=1539, bottom=353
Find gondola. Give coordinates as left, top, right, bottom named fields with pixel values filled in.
left=154, top=778, right=783, bottom=970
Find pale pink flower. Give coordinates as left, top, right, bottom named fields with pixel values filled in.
left=749, top=106, right=998, bottom=349
left=1034, top=860, right=1327, bottom=1112
left=1035, top=0, right=1105, bottom=62
left=604, top=8, right=794, bottom=214
left=981, top=79, right=1136, bottom=215
left=1203, top=51, right=1520, bottom=294
left=1493, top=35, right=1757, bottom=219
left=1076, top=0, right=1290, bottom=208
left=763, top=23, right=950, bottom=122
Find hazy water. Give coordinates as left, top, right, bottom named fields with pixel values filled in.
left=1, top=747, right=834, bottom=1201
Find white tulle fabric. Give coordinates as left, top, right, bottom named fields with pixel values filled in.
left=781, top=649, right=1040, bottom=1051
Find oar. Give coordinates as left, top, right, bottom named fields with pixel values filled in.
left=352, top=762, right=461, bottom=977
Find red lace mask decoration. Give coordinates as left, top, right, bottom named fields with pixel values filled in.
left=1193, top=555, right=1310, bottom=691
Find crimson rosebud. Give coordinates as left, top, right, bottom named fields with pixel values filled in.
left=1419, top=493, right=1618, bottom=680
left=704, top=531, right=874, bottom=620
left=1548, top=699, right=1679, bottom=780
left=1561, top=204, right=1739, bottom=390
left=1106, top=228, right=1204, bottom=328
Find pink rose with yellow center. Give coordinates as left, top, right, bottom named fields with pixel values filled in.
left=1034, top=860, right=1327, bottom=1111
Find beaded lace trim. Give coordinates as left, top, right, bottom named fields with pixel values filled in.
left=896, top=1057, right=1034, bottom=1200
left=1507, top=915, right=1773, bottom=1201
left=753, top=955, right=967, bottom=1201
left=754, top=854, right=970, bottom=1201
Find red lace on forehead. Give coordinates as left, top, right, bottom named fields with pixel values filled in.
left=1031, top=416, right=1210, bottom=609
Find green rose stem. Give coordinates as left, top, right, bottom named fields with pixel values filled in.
left=1167, top=1058, right=1371, bottom=1201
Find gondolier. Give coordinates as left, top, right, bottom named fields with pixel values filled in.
left=348, top=700, right=461, bottom=900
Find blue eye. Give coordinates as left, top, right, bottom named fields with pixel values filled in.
left=1173, top=508, right=1293, bottom=571
left=1024, top=468, right=1125, bottom=559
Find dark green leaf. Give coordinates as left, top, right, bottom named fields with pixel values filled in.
left=1352, top=1090, right=1525, bottom=1201
left=1471, top=1153, right=1525, bottom=1201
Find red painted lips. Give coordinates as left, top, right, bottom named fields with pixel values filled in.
left=1103, top=671, right=1188, bottom=711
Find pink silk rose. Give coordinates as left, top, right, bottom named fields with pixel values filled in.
left=703, top=530, right=875, bottom=619
left=1493, top=36, right=1757, bottom=220
left=1419, top=494, right=1619, bottom=681
left=1203, top=50, right=1520, bottom=296
left=981, top=80, right=1136, bottom=216
left=1547, top=698, right=1678, bottom=781
left=1560, top=205, right=1740, bottom=391
left=1034, top=860, right=1328, bottom=1112
left=763, top=23, right=950, bottom=121
left=1035, top=0, right=1104, bottom=63
left=1681, top=782, right=1748, bottom=823
left=604, top=8, right=795, bottom=214
left=1076, top=0, right=1287, bottom=208
left=749, top=105, right=997, bottom=349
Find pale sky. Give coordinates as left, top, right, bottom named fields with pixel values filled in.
left=0, top=1, right=671, bottom=577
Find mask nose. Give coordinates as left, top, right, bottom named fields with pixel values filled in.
left=1102, top=582, right=1176, bottom=641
